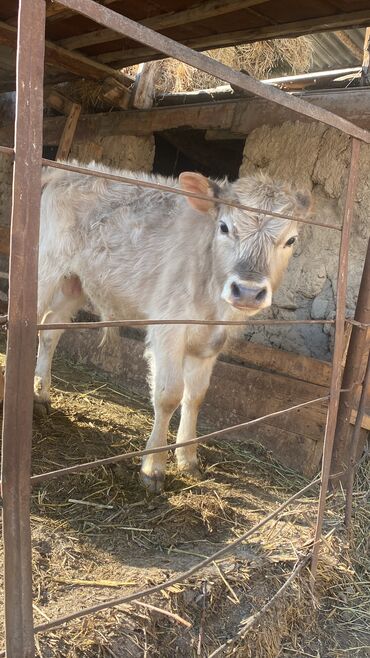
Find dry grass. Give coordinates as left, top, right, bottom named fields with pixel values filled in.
left=59, top=37, right=313, bottom=111
left=152, top=38, right=313, bottom=93
left=0, top=336, right=369, bottom=657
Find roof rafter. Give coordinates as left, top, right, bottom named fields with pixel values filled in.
left=57, top=0, right=267, bottom=51
left=95, top=9, right=370, bottom=67
left=0, top=20, right=133, bottom=87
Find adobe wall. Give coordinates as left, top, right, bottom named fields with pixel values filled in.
left=239, top=122, right=369, bottom=360
left=69, top=134, right=155, bottom=171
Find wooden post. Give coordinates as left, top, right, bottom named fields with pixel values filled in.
left=131, top=62, right=159, bottom=109
left=1, top=0, right=46, bottom=654
left=361, top=26, right=370, bottom=85
left=331, top=239, right=370, bottom=481
left=45, top=90, right=81, bottom=160
left=56, top=102, right=81, bottom=160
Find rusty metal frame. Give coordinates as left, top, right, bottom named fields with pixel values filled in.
left=0, top=0, right=369, bottom=655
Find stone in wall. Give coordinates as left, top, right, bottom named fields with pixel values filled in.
left=239, top=121, right=369, bottom=360
left=69, top=134, right=155, bottom=172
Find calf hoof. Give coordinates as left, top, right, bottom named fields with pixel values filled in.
left=179, top=463, right=203, bottom=480
left=140, top=469, right=165, bottom=494
left=33, top=399, right=52, bottom=418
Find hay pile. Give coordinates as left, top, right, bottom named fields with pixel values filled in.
left=0, top=338, right=369, bottom=657
left=150, top=37, right=313, bottom=93
left=59, top=37, right=313, bottom=112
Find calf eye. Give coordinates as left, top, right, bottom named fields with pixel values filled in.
left=285, top=236, right=297, bottom=247
left=220, top=222, right=229, bottom=234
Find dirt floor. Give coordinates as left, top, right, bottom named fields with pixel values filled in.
left=0, top=339, right=369, bottom=658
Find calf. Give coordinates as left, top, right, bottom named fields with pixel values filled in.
left=35, top=163, right=311, bottom=492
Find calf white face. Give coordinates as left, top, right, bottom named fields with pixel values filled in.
left=180, top=172, right=311, bottom=316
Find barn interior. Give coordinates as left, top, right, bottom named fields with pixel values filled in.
left=0, top=1, right=370, bottom=656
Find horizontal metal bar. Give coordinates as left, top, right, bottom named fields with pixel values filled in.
left=38, top=318, right=336, bottom=331
left=57, top=0, right=370, bottom=143
left=2, top=476, right=317, bottom=641
left=41, top=158, right=341, bottom=230
left=29, top=395, right=329, bottom=485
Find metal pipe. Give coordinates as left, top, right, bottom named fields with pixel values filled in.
left=37, top=318, right=337, bottom=331
left=331, top=239, right=370, bottom=481
left=344, top=352, right=370, bottom=528
left=0, top=1, right=46, bottom=656
left=56, top=0, right=370, bottom=143
left=310, top=138, right=361, bottom=581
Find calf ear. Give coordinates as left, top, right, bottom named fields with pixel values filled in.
left=179, top=172, right=215, bottom=213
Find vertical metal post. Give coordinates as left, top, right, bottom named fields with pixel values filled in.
left=331, top=238, right=370, bottom=480
left=311, top=138, right=361, bottom=580
left=1, top=0, right=46, bottom=656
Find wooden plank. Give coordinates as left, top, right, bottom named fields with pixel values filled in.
left=56, top=102, right=82, bottom=160
left=5, top=0, right=119, bottom=26
left=100, top=77, right=132, bottom=110
left=45, top=89, right=76, bottom=115
left=350, top=410, right=370, bottom=431
left=10, top=88, right=368, bottom=148
left=1, top=89, right=369, bottom=147
left=224, top=339, right=331, bottom=388
left=96, top=9, right=370, bottom=67
left=131, top=62, right=159, bottom=110
left=57, top=0, right=267, bottom=51
left=361, top=26, right=370, bottom=84
left=0, top=20, right=133, bottom=87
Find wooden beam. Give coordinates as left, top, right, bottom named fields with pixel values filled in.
left=57, top=0, right=267, bottom=51
left=205, top=129, right=249, bottom=140
left=56, top=102, right=82, bottom=160
left=0, top=20, right=133, bottom=87
left=96, top=9, right=370, bottom=66
left=45, top=89, right=76, bottom=115
left=224, top=338, right=331, bottom=388
left=361, top=26, right=370, bottom=85
left=100, top=77, right=132, bottom=109
left=5, top=0, right=119, bottom=26
left=131, top=62, right=159, bottom=109
left=25, top=89, right=370, bottom=146
left=1, top=89, right=369, bottom=149
left=351, top=409, right=370, bottom=431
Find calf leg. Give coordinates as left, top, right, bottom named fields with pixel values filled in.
left=176, top=354, right=216, bottom=476
left=34, top=276, right=84, bottom=409
left=140, top=328, right=185, bottom=494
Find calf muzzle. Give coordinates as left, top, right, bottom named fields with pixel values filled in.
left=222, top=275, right=272, bottom=311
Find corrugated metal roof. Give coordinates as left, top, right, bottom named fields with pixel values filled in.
left=309, top=29, right=365, bottom=71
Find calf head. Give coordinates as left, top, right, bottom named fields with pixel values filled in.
left=180, top=172, right=311, bottom=316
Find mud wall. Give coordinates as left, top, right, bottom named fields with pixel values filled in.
left=69, top=134, right=155, bottom=171
left=239, top=121, right=369, bottom=360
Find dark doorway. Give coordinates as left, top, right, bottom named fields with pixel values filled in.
left=153, top=129, right=245, bottom=180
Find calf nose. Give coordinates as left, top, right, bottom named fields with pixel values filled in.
left=230, top=282, right=268, bottom=308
